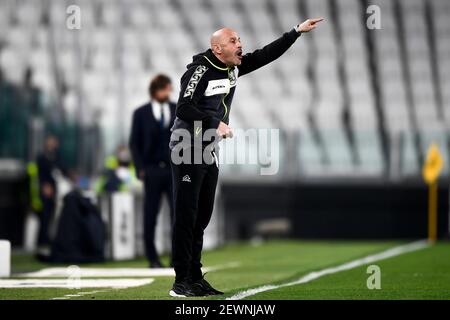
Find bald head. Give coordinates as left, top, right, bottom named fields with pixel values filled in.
left=209, top=28, right=243, bottom=67
left=210, top=28, right=236, bottom=48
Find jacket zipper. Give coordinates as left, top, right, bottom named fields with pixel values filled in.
left=221, top=92, right=229, bottom=120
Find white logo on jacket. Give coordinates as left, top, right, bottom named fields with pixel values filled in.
left=229, top=67, right=238, bottom=86
left=203, top=68, right=238, bottom=97
left=204, top=79, right=230, bottom=96
left=184, top=65, right=208, bottom=98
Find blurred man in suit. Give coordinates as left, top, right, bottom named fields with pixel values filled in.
left=129, top=74, right=176, bottom=267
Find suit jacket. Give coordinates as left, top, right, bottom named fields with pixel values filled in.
left=129, top=101, right=176, bottom=176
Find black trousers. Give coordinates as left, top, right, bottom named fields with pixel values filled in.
left=143, top=165, right=173, bottom=263
left=171, top=150, right=218, bottom=281
left=37, top=195, right=55, bottom=246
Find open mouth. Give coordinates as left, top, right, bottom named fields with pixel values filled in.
left=236, top=50, right=242, bottom=60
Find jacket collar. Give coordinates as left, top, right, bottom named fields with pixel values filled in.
left=203, top=49, right=230, bottom=73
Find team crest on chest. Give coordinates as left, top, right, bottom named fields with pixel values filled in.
left=229, top=68, right=238, bottom=87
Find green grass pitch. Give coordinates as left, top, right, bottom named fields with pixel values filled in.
left=1, top=240, right=449, bottom=300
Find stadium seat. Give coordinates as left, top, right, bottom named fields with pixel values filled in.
left=0, top=0, right=447, bottom=178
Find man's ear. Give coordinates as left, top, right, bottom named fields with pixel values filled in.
left=212, top=44, right=221, bottom=54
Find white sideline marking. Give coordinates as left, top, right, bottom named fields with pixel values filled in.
left=227, top=240, right=430, bottom=300
left=17, top=262, right=240, bottom=278
left=0, top=278, right=154, bottom=288
left=51, top=289, right=113, bottom=300
left=45, top=262, right=241, bottom=300
left=19, top=268, right=175, bottom=278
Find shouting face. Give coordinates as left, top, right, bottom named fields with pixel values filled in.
left=210, top=28, right=243, bottom=67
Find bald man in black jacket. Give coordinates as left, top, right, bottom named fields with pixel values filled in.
left=169, top=18, right=324, bottom=297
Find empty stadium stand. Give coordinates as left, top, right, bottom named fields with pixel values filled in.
left=0, top=0, right=448, bottom=179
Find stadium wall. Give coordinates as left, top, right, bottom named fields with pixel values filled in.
left=222, top=180, right=450, bottom=240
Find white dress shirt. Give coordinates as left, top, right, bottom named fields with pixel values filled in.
left=151, top=100, right=171, bottom=128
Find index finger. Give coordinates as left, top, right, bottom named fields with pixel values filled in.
left=311, top=17, right=324, bottom=23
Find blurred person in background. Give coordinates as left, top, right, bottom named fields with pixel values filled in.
left=0, top=67, right=7, bottom=155
left=20, top=67, right=42, bottom=117
left=95, top=144, right=137, bottom=193
left=36, top=134, right=61, bottom=248
left=129, top=74, right=176, bottom=268
left=0, top=67, right=22, bottom=158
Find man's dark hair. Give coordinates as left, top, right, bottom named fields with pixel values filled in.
left=149, top=74, right=171, bottom=98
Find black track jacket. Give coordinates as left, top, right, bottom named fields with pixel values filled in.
left=170, top=28, right=301, bottom=149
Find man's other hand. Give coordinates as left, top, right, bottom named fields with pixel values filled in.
left=216, top=121, right=233, bottom=139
